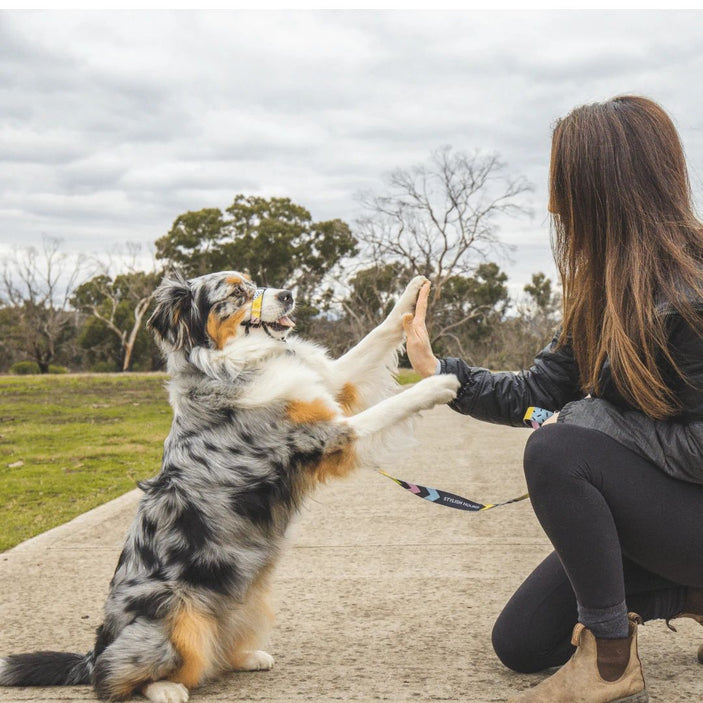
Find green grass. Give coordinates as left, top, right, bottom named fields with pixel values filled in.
left=0, top=374, right=172, bottom=552
left=0, top=369, right=423, bottom=552
left=396, top=367, right=422, bottom=385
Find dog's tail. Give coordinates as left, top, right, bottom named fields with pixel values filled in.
left=0, top=650, right=93, bottom=687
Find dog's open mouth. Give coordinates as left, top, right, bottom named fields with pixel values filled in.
left=263, top=316, right=295, bottom=332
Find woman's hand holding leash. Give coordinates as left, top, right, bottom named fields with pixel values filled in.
left=403, top=281, right=439, bottom=378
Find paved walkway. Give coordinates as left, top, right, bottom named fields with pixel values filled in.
left=1, top=406, right=701, bottom=702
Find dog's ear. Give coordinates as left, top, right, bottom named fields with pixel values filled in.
left=147, top=272, right=197, bottom=352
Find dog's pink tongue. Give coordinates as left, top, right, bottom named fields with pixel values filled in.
left=278, top=316, right=295, bottom=328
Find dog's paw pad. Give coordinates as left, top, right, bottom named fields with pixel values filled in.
left=394, top=276, right=429, bottom=315
left=404, top=275, right=429, bottom=294
left=143, top=681, right=189, bottom=703
left=437, top=373, right=461, bottom=393
left=411, top=374, right=460, bottom=408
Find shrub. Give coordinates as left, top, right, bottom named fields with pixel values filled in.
left=90, top=361, right=119, bottom=373
left=9, top=361, right=69, bottom=375
left=9, top=361, right=41, bottom=375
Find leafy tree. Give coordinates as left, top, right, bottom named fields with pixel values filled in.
left=72, top=270, right=161, bottom=371
left=340, top=262, right=413, bottom=337
left=152, top=208, right=227, bottom=278
left=432, top=262, right=510, bottom=358
left=524, top=271, right=560, bottom=316
left=155, top=196, right=357, bottom=332
left=486, top=272, right=562, bottom=371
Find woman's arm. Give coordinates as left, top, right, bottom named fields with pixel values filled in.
left=403, top=283, right=585, bottom=426
left=439, top=340, right=584, bottom=425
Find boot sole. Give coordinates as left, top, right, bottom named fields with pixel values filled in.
left=613, top=691, right=649, bottom=703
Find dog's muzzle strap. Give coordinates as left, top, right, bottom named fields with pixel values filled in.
left=250, top=288, right=265, bottom=324
left=241, top=288, right=286, bottom=340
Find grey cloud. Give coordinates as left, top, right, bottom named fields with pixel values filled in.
left=2, top=10, right=703, bottom=290
left=1, top=128, right=88, bottom=165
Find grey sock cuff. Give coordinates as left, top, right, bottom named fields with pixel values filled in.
left=577, top=600, right=629, bottom=639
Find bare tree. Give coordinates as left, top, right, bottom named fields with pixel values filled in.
left=1, top=236, right=86, bottom=372
left=333, top=261, right=411, bottom=340
left=72, top=244, right=160, bottom=372
left=356, top=146, right=532, bottom=345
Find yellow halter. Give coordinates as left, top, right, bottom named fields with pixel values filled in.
left=250, top=288, right=265, bottom=324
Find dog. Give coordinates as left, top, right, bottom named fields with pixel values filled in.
left=0, top=270, right=459, bottom=703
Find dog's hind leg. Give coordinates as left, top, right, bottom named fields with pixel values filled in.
left=92, top=619, right=181, bottom=701
left=168, top=602, right=219, bottom=689
left=225, top=570, right=275, bottom=673
left=143, top=681, right=189, bottom=703
left=230, top=649, right=275, bottom=672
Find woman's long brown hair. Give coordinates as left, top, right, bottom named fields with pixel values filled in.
left=550, top=95, right=703, bottom=419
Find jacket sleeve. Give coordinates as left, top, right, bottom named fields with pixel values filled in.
left=558, top=313, right=703, bottom=484
left=438, top=332, right=585, bottom=426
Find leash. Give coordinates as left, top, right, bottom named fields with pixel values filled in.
left=376, top=406, right=554, bottom=513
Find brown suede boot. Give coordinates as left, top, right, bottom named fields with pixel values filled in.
left=665, top=611, right=703, bottom=664
left=507, top=613, right=648, bottom=703
left=665, top=587, right=703, bottom=663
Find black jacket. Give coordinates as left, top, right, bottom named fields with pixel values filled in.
left=440, top=307, right=703, bottom=484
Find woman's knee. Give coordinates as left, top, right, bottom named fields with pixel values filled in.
left=523, top=423, right=585, bottom=496
left=492, top=611, right=536, bottom=673
left=492, top=606, right=551, bottom=674
left=493, top=552, right=578, bottom=673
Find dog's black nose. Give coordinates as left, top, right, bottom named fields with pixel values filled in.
left=277, top=290, right=294, bottom=306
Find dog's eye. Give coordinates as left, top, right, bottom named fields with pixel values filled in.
left=239, top=285, right=256, bottom=301
left=229, top=283, right=250, bottom=299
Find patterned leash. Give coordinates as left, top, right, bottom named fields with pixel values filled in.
left=376, top=407, right=554, bottom=513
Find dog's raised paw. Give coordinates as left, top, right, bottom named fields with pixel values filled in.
left=393, top=275, right=429, bottom=319
left=143, top=681, right=189, bottom=703
left=438, top=373, right=461, bottom=395
left=234, top=649, right=275, bottom=671
left=408, top=373, right=460, bottom=409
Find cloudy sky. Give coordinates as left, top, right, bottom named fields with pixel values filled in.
left=2, top=10, right=703, bottom=296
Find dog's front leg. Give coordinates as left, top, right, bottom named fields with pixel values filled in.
left=331, top=275, right=428, bottom=383
left=345, top=373, right=459, bottom=439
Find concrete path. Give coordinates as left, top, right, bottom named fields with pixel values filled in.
left=1, top=406, right=701, bottom=702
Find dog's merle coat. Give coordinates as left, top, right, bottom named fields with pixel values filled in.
left=0, top=271, right=459, bottom=703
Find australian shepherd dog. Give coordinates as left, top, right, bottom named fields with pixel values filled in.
left=0, top=271, right=459, bottom=702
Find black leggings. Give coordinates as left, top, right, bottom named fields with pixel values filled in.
left=492, top=422, right=703, bottom=673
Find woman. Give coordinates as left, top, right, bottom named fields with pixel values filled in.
left=403, top=95, right=703, bottom=703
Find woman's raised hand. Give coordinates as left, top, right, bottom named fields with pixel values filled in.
left=402, top=281, right=439, bottom=378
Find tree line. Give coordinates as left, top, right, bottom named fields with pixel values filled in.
left=0, top=147, right=561, bottom=375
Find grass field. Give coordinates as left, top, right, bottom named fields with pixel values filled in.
left=396, top=368, right=421, bottom=384
left=0, top=374, right=172, bottom=552
left=0, top=369, right=422, bottom=552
